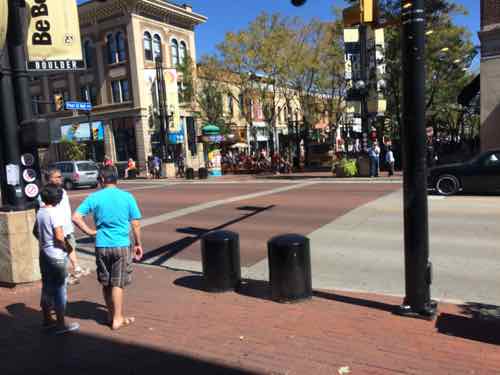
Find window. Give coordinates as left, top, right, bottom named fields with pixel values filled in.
left=153, top=34, right=162, bottom=62
left=32, top=95, right=42, bottom=115
left=179, top=41, right=187, bottom=64
left=84, top=40, right=93, bottom=68
left=111, top=79, right=131, bottom=103
left=116, top=32, right=127, bottom=62
left=171, top=38, right=179, bottom=66
left=106, top=33, right=117, bottom=64
left=80, top=84, right=98, bottom=106
left=144, top=32, right=153, bottom=61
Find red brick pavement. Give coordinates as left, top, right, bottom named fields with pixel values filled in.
left=1, top=265, right=499, bottom=375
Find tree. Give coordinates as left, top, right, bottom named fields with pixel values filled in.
left=196, top=56, right=228, bottom=132
left=380, top=0, right=477, bottom=141
left=60, top=139, right=86, bottom=161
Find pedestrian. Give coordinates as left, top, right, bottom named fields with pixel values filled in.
left=385, top=146, right=395, bottom=176
left=176, top=153, right=185, bottom=178
left=36, top=184, right=80, bottom=334
left=72, top=166, right=143, bottom=330
left=153, top=155, right=161, bottom=179
left=39, top=168, right=89, bottom=285
left=368, top=141, right=380, bottom=177
left=124, top=158, right=137, bottom=179
left=103, top=155, right=113, bottom=168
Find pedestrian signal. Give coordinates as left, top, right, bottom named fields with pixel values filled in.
left=54, top=94, right=64, bottom=111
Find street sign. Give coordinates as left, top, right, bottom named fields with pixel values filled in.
left=24, top=183, right=39, bottom=199
left=21, top=153, right=35, bottom=167
left=22, top=169, right=37, bottom=183
left=65, top=101, right=92, bottom=111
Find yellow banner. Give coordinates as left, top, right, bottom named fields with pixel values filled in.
left=164, top=69, right=180, bottom=132
left=25, top=0, right=83, bottom=71
left=0, top=0, right=7, bottom=56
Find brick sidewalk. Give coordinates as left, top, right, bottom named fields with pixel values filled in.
left=1, top=265, right=499, bottom=374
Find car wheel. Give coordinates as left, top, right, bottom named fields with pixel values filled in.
left=64, top=180, right=74, bottom=191
left=436, top=175, right=460, bottom=196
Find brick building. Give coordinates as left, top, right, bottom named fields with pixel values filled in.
left=479, top=0, right=500, bottom=150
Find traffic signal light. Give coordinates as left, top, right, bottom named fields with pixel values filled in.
left=92, top=127, right=99, bottom=141
left=54, top=94, right=64, bottom=111
left=343, top=0, right=379, bottom=27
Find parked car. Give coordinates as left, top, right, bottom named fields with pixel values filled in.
left=50, top=160, right=99, bottom=190
left=428, top=149, right=500, bottom=196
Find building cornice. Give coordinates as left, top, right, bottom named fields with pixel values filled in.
left=79, top=0, right=206, bottom=29
left=479, top=27, right=500, bottom=59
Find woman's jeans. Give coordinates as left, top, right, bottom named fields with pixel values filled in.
left=39, top=252, right=68, bottom=314
left=369, top=156, right=379, bottom=177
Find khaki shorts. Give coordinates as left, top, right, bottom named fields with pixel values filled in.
left=95, top=247, right=133, bottom=288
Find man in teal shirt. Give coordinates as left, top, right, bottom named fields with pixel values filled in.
left=73, top=166, right=143, bottom=330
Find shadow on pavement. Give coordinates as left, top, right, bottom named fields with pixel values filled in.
left=1, top=304, right=259, bottom=375
left=141, top=205, right=274, bottom=266
left=435, top=312, right=500, bottom=345
left=173, top=274, right=207, bottom=292
left=312, top=290, right=396, bottom=313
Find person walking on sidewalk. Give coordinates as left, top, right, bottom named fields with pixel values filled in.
left=72, top=166, right=143, bottom=330
left=39, top=168, right=89, bottom=285
left=385, top=146, right=395, bottom=176
left=368, top=141, right=380, bottom=177
left=35, top=185, right=80, bottom=335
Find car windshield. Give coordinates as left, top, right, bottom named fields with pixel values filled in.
left=76, top=162, right=98, bottom=172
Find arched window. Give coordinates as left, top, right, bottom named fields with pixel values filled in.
left=179, top=41, right=187, bottom=64
left=83, top=40, right=93, bottom=68
left=106, top=33, right=117, bottom=64
left=116, top=32, right=127, bottom=62
left=171, top=38, right=179, bottom=66
left=153, top=34, right=162, bottom=62
left=144, top=32, right=153, bottom=61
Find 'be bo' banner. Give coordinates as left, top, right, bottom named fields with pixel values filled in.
left=25, top=0, right=84, bottom=71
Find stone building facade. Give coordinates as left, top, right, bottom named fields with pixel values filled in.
left=29, top=0, right=207, bottom=170
left=479, top=0, right=500, bottom=151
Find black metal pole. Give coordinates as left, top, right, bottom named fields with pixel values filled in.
left=397, top=0, right=436, bottom=319
left=155, top=58, right=169, bottom=162
left=0, top=0, right=31, bottom=210
left=359, top=23, right=369, bottom=139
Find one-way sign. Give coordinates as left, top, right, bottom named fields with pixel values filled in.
left=65, top=101, right=92, bottom=111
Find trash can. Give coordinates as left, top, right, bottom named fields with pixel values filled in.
left=201, top=230, right=241, bottom=292
left=198, top=167, right=208, bottom=179
left=186, top=167, right=194, bottom=180
left=268, top=234, right=312, bottom=303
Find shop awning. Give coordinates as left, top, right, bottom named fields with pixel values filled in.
left=202, top=124, right=220, bottom=135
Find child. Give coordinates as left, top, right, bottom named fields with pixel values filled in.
left=36, top=185, right=80, bottom=335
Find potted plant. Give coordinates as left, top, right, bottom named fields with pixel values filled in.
left=333, top=157, right=358, bottom=177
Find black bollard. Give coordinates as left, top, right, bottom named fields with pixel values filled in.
left=186, top=167, right=194, bottom=180
left=268, top=234, right=312, bottom=303
left=198, top=167, right=208, bottom=179
left=201, top=230, right=241, bottom=292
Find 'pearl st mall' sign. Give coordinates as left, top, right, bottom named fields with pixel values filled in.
left=25, top=0, right=84, bottom=71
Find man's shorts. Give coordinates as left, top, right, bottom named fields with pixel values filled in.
left=95, top=247, right=133, bottom=288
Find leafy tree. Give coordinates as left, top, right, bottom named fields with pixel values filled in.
left=196, top=56, right=228, bottom=132
left=177, top=54, right=195, bottom=103
left=380, top=0, right=477, bottom=140
left=60, top=139, right=86, bottom=161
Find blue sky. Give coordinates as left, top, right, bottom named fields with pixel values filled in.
left=78, top=0, right=480, bottom=66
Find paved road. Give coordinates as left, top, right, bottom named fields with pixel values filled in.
left=68, top=177, right=500, bottom=305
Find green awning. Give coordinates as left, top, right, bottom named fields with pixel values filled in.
left=202, top=124, right=220, bottom=135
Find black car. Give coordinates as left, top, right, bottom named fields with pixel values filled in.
left=428, top=149, right=500, bottom=196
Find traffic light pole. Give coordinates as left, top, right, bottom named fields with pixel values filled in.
left=155, top=58, right=170, bottom=162
left=397, top=0, right=436, bottom=319
left=0, top=0, right=31, bottom=210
